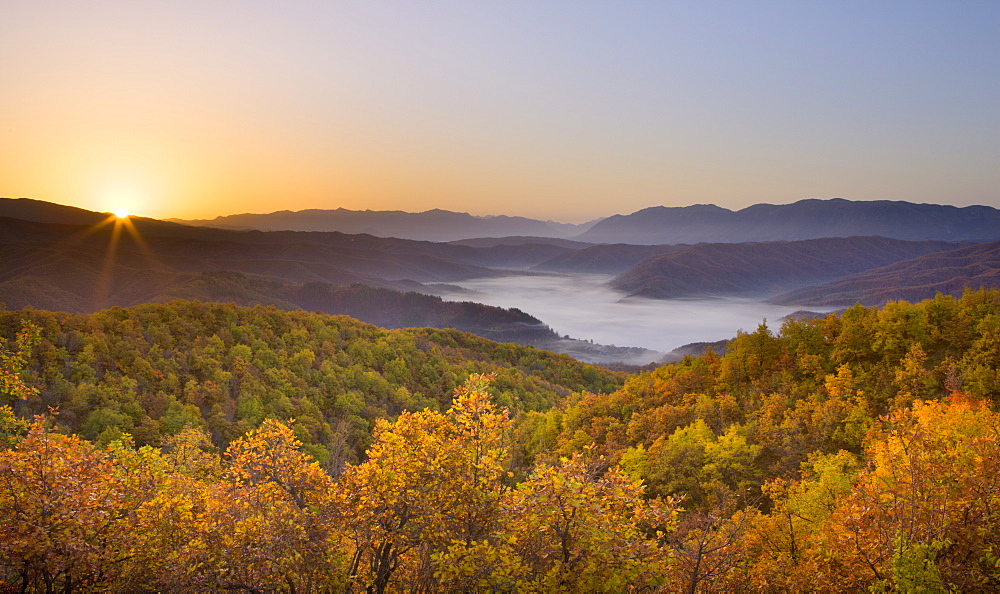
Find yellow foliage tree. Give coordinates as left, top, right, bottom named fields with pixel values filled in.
left=435, top=451, right=679, bottom=591
left=807, top=396, right=1000, bottom=590
left=335, top=373, right=511, bottom=592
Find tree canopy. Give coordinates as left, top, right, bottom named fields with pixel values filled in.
left=3, top=291, right=1000, bottom=590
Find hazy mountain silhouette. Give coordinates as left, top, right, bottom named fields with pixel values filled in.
left=610, top=237, right=969, bottom=299
left=577, top=198, right=1000, bottom=244
left=170, top=207, right=601, bottom=241
left=0, top=199, right=580, bottom=271
left=769, top=241, right=1000, bottom=307
left=447, top=236, right=593, bottom=249
left=0, top=197, right=189, bottom=230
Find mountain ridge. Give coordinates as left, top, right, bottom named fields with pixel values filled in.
left=168, top=206, right=600, bottom=241
left=12, top=196, right=1000, bottom=246
left=578, top=198, right=1000, bottom=244
left=769, top=241, right=1000, bottom=306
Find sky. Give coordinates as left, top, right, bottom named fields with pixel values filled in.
left=2, top=1, right=998, bottom=222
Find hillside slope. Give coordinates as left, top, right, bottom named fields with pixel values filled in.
left=0, top=213, right=658, bottom=364
left=532, top=243, right=689, bottom=274
left=0, top=199, right=579, bottom=270
left=610, top=236, right=968, bottom=299
left=770, top=241, right=1000, bottom=306
left=2, top=301, right=624, bottom=462
left=0, top=217, right=493, bottom=307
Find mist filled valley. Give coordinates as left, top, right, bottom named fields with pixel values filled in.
left=439, top=273, right=813, bottom=359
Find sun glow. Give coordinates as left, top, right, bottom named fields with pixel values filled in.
left=81, top=208, right=161, bottom=311
left=100, top=179, right=148, bottom=221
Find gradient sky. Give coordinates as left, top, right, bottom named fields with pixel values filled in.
left=2, top=1, right=998, bottom=222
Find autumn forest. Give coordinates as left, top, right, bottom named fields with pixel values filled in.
left=3, top=288, right=1000, bottom=591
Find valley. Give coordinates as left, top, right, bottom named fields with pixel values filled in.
left=437, top=272, right=814, bottom=360
left=4, top=197, right=1000, bottom=366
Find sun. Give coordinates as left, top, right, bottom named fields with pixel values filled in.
left=100, top=180, right=147, bottom=221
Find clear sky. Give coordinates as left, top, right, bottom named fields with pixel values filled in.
left=2, top=1, right=998, bottom=222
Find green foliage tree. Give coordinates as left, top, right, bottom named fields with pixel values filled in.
left=2, top=290, right=1000, bottom=589
left=0, top=321, right=39, bottom=404
left=0, top=301, right=622, bottom=464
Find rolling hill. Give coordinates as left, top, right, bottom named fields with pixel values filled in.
left=6, top=197, right=999, bottom=363
left=610, top=236, right=969, bottom=299
left=447, top=236, right=593, bottom=249
left=532, top=243, right=690, bottom=275
left=769, top=241, right=1000, bottom=306
left=0, top=198, right=579, bottom=271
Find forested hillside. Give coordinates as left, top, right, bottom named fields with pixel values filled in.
left=0, top=301, right=621, bottom=468
left=516, top=289, right=1000, bottom=589
left=3, top=291, right=1000, bottom=590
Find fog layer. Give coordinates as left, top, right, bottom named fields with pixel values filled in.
left=440, top=274, right=822, bottom=354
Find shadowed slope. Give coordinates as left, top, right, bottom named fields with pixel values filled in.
left=610, top=237, right=968, bottom=299
left=770, top=241, right=1000, bottom=306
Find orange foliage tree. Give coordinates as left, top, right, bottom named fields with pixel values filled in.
left=0, top=417, right=161, bottom=591
left=811, top=396, right=1000, bottom=590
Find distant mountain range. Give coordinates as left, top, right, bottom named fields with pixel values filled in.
left=577, top=198, right=1000, bottom=244
left=4, top=196, right=1000, bottom=348
left=163, top=198, right=1000, bottom=247
left=169, top=207, right=600, bottom=241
